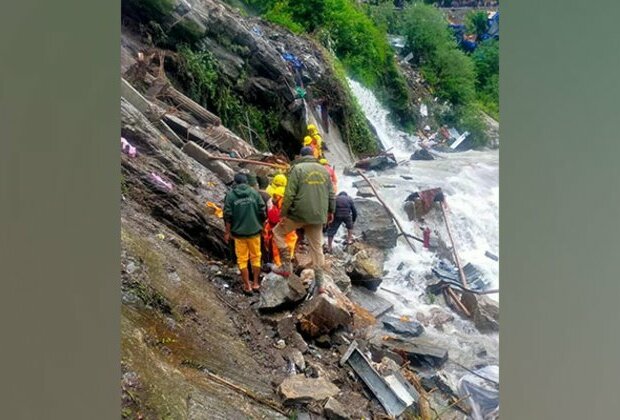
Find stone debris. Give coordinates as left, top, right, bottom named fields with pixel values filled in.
left=382, top=315, right=425, bottom=337
left=258, top=273, right=307, bottom=311
left=324, top=397, right=350, bottom=420
left=278, top=375, right=339, bottom=405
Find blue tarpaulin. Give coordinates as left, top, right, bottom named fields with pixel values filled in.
left=282, top=52, right=303, bottom=70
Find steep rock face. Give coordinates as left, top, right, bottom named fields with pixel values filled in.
left=121, top=99, right=231, bottom=258
left=352, top=199, right=398, bottom=249
left=168, top=0, right=336, bottom=154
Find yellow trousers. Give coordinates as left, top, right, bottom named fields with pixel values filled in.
left=234, top=235, right=262, bottom=270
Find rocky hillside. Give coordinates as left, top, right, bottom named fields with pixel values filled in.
left=120, top=1, right=499, bottom=418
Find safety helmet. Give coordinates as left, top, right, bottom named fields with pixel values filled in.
left=307, top=124, right=318, bottom=135
left=272, top=186, right=286, bottom=198
left=303, top=136, right=313, bottom=146
left=273, top=173, right=287, bottom=187
left=319, top=158, right=328, bottom=165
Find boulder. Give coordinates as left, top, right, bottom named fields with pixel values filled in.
left=343, top=166, right=362, bottom=177
left=355, top=186, right=374, bottom=198
left=461, top=293, right=499, bottom=333
left=377, top=336, right=448, bottom=368
left=325, top=261, right=352, bottom=294
left=345, top=242, right=385, bottom=291
left=353, top=154, right=398, bottom=171
left=258, top=273, right=307, bottom=311
left=348, top=286, right=393, bottom=318
left=382, top=315, right=425, bottom=337
left=352, top=199, right=398, bottom=249
left=411, top=149, right=435, bottom=161
left=298, top=294, right=353, bottom=338
left=278, top=375, right=339, bottom=405
left=324, top=398, right=350, bottom=420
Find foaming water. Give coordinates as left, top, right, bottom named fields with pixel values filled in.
left=343, top=78, right=499, bottom=372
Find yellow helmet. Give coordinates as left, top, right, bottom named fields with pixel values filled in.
left=319, top=158, right=328, bottom=165
left=272, top=186, right=286, bottom=198
left=307, top=124, right=318, bottom=135
left=303, top=136, right=313, bottom=146
left=273, top=173, right=287, bottom=187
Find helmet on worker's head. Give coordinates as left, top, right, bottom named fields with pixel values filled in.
left=319, top=158, right=328, bottom=165
left=272, top=186, right=286, bottom=199
left=303, top=136, right=313, bottom=146
left=307, top=124, right=318, bottom=135
left=273, top=173, right=287, bottom=187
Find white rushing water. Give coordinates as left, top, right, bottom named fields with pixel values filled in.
left=341, top=79, right=499, bottom=375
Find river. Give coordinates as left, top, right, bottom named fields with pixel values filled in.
left=339, top=79, right=499, bottom=410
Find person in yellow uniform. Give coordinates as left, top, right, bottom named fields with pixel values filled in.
left=224, top=173, right=266, bottom=295
left=303, top=124, right=323, bottom=159
left=264, top=175, right=298, bottom=267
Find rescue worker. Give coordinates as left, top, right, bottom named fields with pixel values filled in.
left=266, top=173, right=287, bottom=197
left=303, top=135, right=321, bottom=159
left=273, top=147, right=335, bottom=295
left=326, top=191, right=357, bottom=253
left=303, top=124, right=323, bottom=159
left=224, top=173, right=266, bottom=295
left=319, top=158, right=337, bottom=192
left=263, top=181, right=298, bottom=268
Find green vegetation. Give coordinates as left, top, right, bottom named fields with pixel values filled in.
left=465, top=10, right=489, bottom=38
left=242, top=0, right=414, bottom=129
left=366, top=2, right=499, bottom=145
left=174, top=47, right=277, bottom=151
left=472, top=39, right=499, bottom=119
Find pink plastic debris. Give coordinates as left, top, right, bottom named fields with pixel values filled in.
left=149, top=172, right=174, bottom=192
left=121, top=137, right=137, bottom=158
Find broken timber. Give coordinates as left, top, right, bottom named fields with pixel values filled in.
left=144, top=73, right=221, bottom=126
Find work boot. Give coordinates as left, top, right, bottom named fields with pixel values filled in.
left=272, top=247, right=293, bottom=277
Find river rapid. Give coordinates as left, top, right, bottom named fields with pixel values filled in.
left=339, top=79, right=499, bottom=396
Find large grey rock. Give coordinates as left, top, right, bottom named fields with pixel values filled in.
left=298, top=294, right=352, bottom=338
left=377, top=336, right=448, bottom=368
left=258, top=273, right=307, bottom=311
left=278, top=375, right=339, bottom=405
left=348, top=286, right=393, bottom=318
left=345, top=242, right=385, bottom=291
left=325, top=262, right=352, bottom=294
left=324, top=398, right=350, bottom=420
left=411, top=149, right=435, bottom=160
left=461, top=293, right=499, bottom=333
left=382, top=315, right=425, bottom=337
left=352, top=199, right=398, bottom=249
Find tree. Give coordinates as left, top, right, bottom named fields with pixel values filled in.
left=465, top=11, right=489, bottom=38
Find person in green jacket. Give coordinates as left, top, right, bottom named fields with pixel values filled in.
left=273, top=146, right=335, bottom=295
left=224, top=173, right=267, bottom=295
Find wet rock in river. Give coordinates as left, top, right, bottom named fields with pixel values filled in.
left=461, top=293, right=499, bottom=333
left=382, top=315, right=425, bottom=337
left=352, top=199, right=398, bottom=249
left=345, top=242, right=385, bottom=291
left=376, top=336, right=448, bottom=368
left=411, top=149, right=435, bottom=161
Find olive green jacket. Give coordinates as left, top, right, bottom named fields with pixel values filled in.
left=280, top=156, right=335, bottom=224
